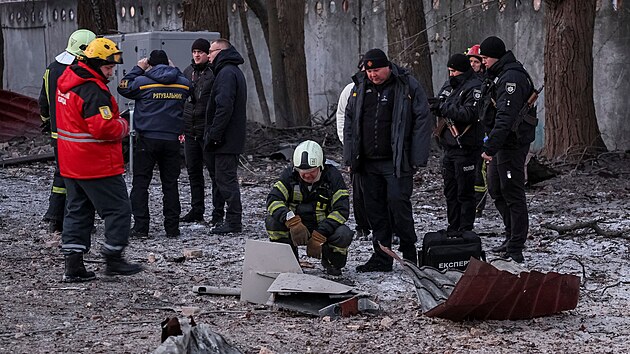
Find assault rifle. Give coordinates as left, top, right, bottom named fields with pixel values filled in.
left=512, top=85, right=544, bottom=132
left=430, top=96, right=463, bottom=148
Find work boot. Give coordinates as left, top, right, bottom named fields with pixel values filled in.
left=322, top=257, right=341, bottom=277
left=491, top=240, right=508, bottom=253
left=356, top=254, right=393, bottom=273
left=209, top=216, right=224, bottom=227
left=48, top=220, right=63, bottom=233
left=501, top=251, right=525, bottom=264
left=210, top=223, right=242, bottom=234
left=62, top=252, right=96, bottom=283
left=180, top=211, right=204, bottom=223
left=102, top=250, right=144, bottom=276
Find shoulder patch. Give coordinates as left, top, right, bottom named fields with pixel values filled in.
left=506, top=82, right=516, bottom=95
left=118, top=80, right=129, bottom=89
left=473, top=89, right=482, bottom=100
left=99, top=106, right=113, bottom=120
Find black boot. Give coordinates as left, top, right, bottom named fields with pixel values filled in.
left=63, top=252, right=96, bottom=283
left=102, top=250, right=144, bottom=276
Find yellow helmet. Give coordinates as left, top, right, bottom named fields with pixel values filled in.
left=66, top=29, right=96, bottom=57
left=83, top=38, right=123, bottom=64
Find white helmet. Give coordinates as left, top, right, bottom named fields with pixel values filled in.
left=293, top=140, right=324, bottom=170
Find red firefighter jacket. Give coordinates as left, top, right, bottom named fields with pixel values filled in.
left=56, top=62, right=129, bottom=179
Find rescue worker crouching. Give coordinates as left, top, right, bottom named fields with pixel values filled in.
left=265, top=140, right=353, bottom=276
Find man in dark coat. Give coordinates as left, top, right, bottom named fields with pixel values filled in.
left=343, top=48, right=432, bottom=272
left=180, top=38, right=225, bottom=225
left=204, top=39, right=247, bottom=234
left=478, top=36, right=536, bottom=264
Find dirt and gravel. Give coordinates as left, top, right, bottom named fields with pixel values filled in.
left=1, top=127, right=629, bottom=354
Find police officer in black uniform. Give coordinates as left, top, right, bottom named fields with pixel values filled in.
left=430, top=53, right=483, bottom=232
left=478, top=36, right=537, bottom=263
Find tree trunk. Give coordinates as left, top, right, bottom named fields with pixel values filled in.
left=385, top=0, right=434, bottom=97
left=266, top=0, right=290, bottom=127
left=237, top=0, right=271, bottom=125
left=246, top=0, right=270, bottom=47
left=277, top=0, right=311, bottom=126
left=183, top=0, right=229, bottom=39
left=77, top=0, right=117, bottom=35
left=543, top=0, right=606, bottom=160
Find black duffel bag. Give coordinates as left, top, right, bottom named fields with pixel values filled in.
left=420, top=230, right=486, bottom=271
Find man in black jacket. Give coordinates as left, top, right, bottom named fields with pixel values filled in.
left=180, top=38, right=225, bottom=225
left=344, top=48, right=432, bottom=272
left=204, top=39, right=247, bottom=234
left=478, top=36, right=536, bottom=264
left=430, top=53, right=483, bottom=232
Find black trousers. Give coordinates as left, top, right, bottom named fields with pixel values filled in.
left=130, top=137, right=181, bottom=235
left=360, top=159, right=417, bottom=266
left=183, top=136, right=225, bottom=220
left=208, top=154, right=242, bottom=226
left=43, top=139, right=67, bottom=223
left=442, top=148, right=479, bottom=231
left=486, top=145, right=529, bottom=252
left=351, top=173, right=371, bottom=232
left=61, top=175, right=130, bottom=254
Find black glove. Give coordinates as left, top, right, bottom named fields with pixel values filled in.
left=428, top=98, right=442, bottom=116
left=40, top=120, right=51, bottom=135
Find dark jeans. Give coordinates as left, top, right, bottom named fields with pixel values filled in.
left=130, top=137, right=181, bottom=235
left=442, top=148, right=479, bottom=231
left=487, top=145, right=529, bottom=252
left=43, top=140, right=66, bottom=223
left=61, top=175, right=130, bottom=254
left=183, top=136, right=225, bottom=220
left=360, top=159, right=417, bottom=266
left=208, top=154, right=242, bottom=226
left=352, top=173, right=370, bottom=232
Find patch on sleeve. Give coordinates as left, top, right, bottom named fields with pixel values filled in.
left=99, top=106, right=113, bottom=120
left=506, top=82, right=516, bottom=95
left=118, top=80, right=129, bottom=89
left=473, top=89, right=482, bottom=100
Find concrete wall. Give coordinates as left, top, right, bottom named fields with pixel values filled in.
left=1, top=0, right=628, bottom=150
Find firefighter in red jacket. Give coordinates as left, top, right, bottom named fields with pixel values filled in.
left=56, top=38, right=142, bottom=282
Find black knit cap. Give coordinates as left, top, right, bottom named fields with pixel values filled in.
left=479, top=36, right=506, bottom=59
left=363, top=48, right=389, bottom=69
left=447, top=53, right=471, bottom=72
left=191, top=38, right=210, bottom=54
left=148, top=50, right=169, bottom=66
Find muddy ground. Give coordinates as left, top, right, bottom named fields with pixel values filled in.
left=1, top=128, right=629, bottom=354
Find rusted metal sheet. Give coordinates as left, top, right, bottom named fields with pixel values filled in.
left=0, top=89, right=41, bottom=142
left=414, top=258, right=580, bottom=321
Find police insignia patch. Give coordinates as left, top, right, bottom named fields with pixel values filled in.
left=99, top=106, right=113, bottom=120
left=118, top=80, right=128, bottom=89
left=506, top=82, right=516, bottom=95
left=473, top=89, right=482, bottom=100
